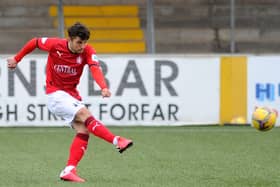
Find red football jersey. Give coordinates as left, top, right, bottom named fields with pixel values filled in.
left=14, top=37, right=107, bottom=100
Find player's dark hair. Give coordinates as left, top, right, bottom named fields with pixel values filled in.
left=67, top=22, right=90, bottom=40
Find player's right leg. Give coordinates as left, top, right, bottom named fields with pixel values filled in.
left=85, top=116, right=133, bottom=153
left=74, top=108, right=133, bottom=153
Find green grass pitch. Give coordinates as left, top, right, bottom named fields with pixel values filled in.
left=0, top=126, right=279, bottom=187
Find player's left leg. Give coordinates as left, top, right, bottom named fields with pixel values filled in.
left=47, top=91, right=88, bottom=182
left=60, top=122, right=89, bottom=182
left=47, top=91, right=133, bottom=182
left=60, top=128, right=89, bottom=182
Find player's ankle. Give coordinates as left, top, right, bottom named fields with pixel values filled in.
left=113, top=136, right=119, bottom=145
left=64, top=165, right=75, bottom=172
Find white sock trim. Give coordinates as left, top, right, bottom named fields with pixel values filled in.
left=113, top=136, right=119, bottom=145
left=60, top=165, right=75, bottom=177
left=64, top=165, right=75, bottom=172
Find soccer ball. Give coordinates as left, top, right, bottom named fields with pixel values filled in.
left=252, top=107, right=278, bottom=131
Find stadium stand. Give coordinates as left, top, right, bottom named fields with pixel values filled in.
left=0, top=0, right=280, bottom=54
left=0, top=0, right=57, bottom=53
left=49, top=5, right=145, bottom=53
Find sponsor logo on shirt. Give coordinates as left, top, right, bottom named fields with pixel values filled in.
left=56, top=51, right=62, bottom=58
left=54, top=65, right=77, bottom=75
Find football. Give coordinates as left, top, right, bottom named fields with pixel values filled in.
left=252, top=107, right=278, bottom=131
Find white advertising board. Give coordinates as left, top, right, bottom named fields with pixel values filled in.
left=247, top=56, right=280, bottom=126
left=0, top=55, right=220, bottom=126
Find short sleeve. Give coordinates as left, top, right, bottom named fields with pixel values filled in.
left=37, top=37, right=59, bottom=51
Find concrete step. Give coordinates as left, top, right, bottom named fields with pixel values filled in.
left=139, top=4, right=209, bottom=18
left=89, top=41, right=146, bottom=53
left=156, top=41, right=280, bottom=54
left=218, top=28, right=280, bottom=43
left=212, top=5, right=280, bottom=17
left=0, top=0, right=145, bottom=6
left=0, top=0, right=55, bottom=6
left=156, top=43, right=214, bottom=53
left=61, top=0, right=209, bottom=6
left=139, top=4, right=211, bottom=28
left=154, top=28, right=214, bottom=44
left=212, top=0, right=279, bottom=5
left=0, top=17, right=54, bottom=28
left=236, top=42, right=280, bottom=54
left=0, top=6, right=49, bottom=17
left=213, top=41, right=280, bottom=54
left=0, top=29, right=58, bottom=53
left=54, top=17, right=140, bottom=29
left=212, top=16, right=280, bottom=29
left=49, top=5, right=139, bottom=17
left=87, top=29, right=144, bottom=41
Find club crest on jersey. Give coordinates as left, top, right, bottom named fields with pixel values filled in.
left=91, top=54, right=99, bottom=62
left=76, top=56, right=82, bottom=64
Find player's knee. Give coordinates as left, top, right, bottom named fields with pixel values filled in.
left=72, top=122, right=89, bottom=134
left=75, top=107, right=92, bottom=123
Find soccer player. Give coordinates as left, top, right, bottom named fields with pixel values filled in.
left=6, top=22, right=133, bottom=183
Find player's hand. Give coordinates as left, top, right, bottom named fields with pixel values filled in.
left=101, top=88, right=111, bottom=98
left=7, top=57, right=17, bottom=70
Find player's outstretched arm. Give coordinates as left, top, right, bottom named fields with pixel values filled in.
left=13, top=38, right=38, bottom=63
left=6, top=38, right=38, bottom=70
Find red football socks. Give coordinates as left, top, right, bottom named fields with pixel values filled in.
left=67, top=133, right=89, bottom=167
left=85, top=116, right=115, bottom=144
